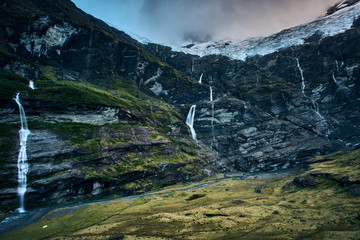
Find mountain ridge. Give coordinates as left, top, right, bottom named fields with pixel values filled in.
left=0, top=0, right=213, bottom=211
left=0, top=0, right=359, bottom=212
left=147, top=0, right=360, bottom=61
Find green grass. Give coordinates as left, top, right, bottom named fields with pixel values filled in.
left=29, top=66, right=182, bottom=131
left=82, top=148, right=197, bottom=181
left=0, top=64, right=183, bottom=135
left=0, top=70, right=30, bottom=100
left=32, top=122, right=100, bottom=151
left=308, top=149, right=360, bottom=182
left=32, top=78, right=131, bottom=109
left=27, top=121, right=203, bottom=185
left=0, top=64, right=167, bottom=114
left=2, top=149, right=359, bottom=240
left=0, top=45, right=14, bottom=58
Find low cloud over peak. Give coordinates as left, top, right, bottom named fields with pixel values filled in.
left=73, top=0, right=339, bottom=45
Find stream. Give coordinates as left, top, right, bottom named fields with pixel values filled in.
left=0, top=168, right=296, bottom=234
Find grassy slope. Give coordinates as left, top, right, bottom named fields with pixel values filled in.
left=0, top=64, right=204, bottom=195
left=1, top=149, right=359, bottom=240
left=0, top=0, right=209, bottom=208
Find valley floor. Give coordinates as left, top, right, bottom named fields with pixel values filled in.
left=1, top=149, right=360, bottom=240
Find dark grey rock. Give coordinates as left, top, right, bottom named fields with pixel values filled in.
left=109, top=234, right=125, bottom=240
left=293, top=176, right=318, bottom=188
left=254, top=188, right=262, bottom=193
left=231, top=200, right=245, bottom=205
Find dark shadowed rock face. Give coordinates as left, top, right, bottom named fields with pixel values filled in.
left=0, top=0, right=360, bottom=210
left=146, top=21, right=360, bottom=172
left=0, top=0, right=211, bottom=210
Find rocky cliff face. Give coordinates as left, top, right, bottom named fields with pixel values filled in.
left=0, top=0, right=359, bottom=211
left=145, top=10, right=360, bottom=172
left=0, top=0, right=211, bottom=211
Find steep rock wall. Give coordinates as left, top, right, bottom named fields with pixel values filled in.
left=145, top=21, right=360, bottom=171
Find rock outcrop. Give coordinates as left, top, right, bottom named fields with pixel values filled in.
left=145, top=14, right=360, bottom=171
left=0, top=0, right=359, bottom=211
left=0, top=0, right=210, bottom=210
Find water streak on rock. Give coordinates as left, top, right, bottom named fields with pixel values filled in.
left=186, top=105, right=197, bottom=142
left=14, top=93, right=30, bottom=213
left=199, top=73, right=203, bottom=83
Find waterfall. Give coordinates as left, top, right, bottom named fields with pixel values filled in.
left=88, top=28, right=93, bottom=47
left=312, top=100, right=325, bottom=121
left=86, top=29, right=93, bottom=76
left=210, top=87, right=215, bottom=149
left=186, top=105, right=197, bottom=142
left=295, top=59, right=328, bottom=136
left=210, top=87, right=214, bottom=135
left=29, top=81, right=35, bottom=90
left=296, top=58, right=305, bottom=94
left=14, top=93, right=30, bottom=213
left=199, top=73, right=203, bottom=83
left=191, top=59, right=195, bottom=72
left=310, top=98, right=328, bottom=136
left=332, top=73, right=339, bottom=86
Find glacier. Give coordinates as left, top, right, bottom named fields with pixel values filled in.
left=170, top=2, right=360, bottom=61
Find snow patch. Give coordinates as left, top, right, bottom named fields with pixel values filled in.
left=170, top=2, right=360, bottom=60
left=150, top=82, right=168, bottom=96
left=144, top=68, right=163, bottom=85
left=20, top=23, right=78, bottom=57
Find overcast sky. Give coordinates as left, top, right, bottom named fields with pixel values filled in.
left=71, top=0, right=339, bottom=45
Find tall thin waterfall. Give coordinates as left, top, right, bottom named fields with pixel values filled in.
left=296, top=58, right=305, bottom=93
left=332, top=73, right=339, bottom=86
left=86, top=29, right=93, bottom=76
left=295, top=59, right=328, bottom=136
left=210, top=87, right=215, bottom=148
left=14, top=93, right=30, bottom=213
left=186, top=105, right=197, bottom=142
left=210, top=87, right=214, bottom=129
left=199, top=73, right=203, bottom=83
left=29, top=81, right=35, bottom=90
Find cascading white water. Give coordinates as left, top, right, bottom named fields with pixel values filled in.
left=311, top=100, right=325, bottom=120
left=29, top=81, right=35, bottom=90
left=86, top=29, right=93, bottom=75
left=186, top=105, right=197, bottom=142
left=14, top=93, right=30, bottom=213
left=296, top=58, right=306, bottom=94
left=210, top=87, right=215, bottom=148
left=199, top=73, right=203, bottom=83
left=295, top=58, right=328, bottom=136
left=332, top=73, right=339, bottom=86
left=210, top=87, right=214, bottom=129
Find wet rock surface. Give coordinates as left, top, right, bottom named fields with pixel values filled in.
left=146, top=22, right=360, bottom=172
left=0, top=0, right=359, bottom=210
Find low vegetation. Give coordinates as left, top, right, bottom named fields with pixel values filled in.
left=1, top=149, right=359, bottom=240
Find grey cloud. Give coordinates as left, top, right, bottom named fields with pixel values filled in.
left=137, top=0, right=339, bottom=44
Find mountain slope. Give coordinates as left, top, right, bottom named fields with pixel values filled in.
left=1, top=149, right=360, bottom=239
left=0, top=0, right=212, bottom=210
left=0, top=0, right=360, bottom=213
left=145, top=4, right=360, bottom=172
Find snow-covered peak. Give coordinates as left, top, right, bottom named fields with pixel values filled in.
left=326, top=0, right=360, bottom=15
left=170, top=1, right=360, bottom=61
left=127, top=32, right=153, bottom=45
